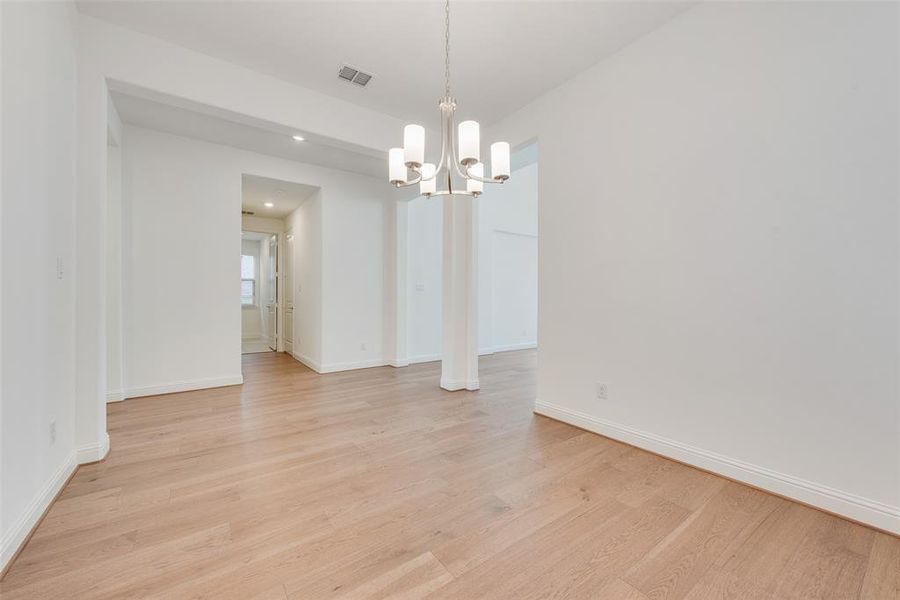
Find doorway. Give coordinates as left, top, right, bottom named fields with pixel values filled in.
left=241, top=230, right=278, bottom=354
left=240, top=173, right=320, bottom=363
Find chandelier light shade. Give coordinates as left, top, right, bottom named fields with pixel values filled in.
left=466, top=163, right=484, bottom=195
left=420, top=163, right=437, bottom=195
left=491, top=142, right=510, bottom=180
left=389, top=147, right=407, bottom=184
left=458, top=120, right=480, bottom=166
left=388, top=0, right=510, bottom=198
left=403, top=124, right=425, bottom=167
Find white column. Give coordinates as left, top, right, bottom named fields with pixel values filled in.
left=441, top=194, right=479, bottom=391
left=75, top=60, right=109, bottom=463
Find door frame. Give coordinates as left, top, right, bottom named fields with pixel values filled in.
left=242, top=228, right=286, bottom=353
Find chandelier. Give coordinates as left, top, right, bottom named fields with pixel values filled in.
left=388, top=0, right=510, bottom=197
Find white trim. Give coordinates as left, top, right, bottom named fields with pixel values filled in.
left=485, top=341, right=537, bottom=354
left=441, top=378, right=480, bottom=391
left=494, top=228, right=538, bottom=239
left=408, top=353, right=442, bottom=365
left=291, top=351, right=322, bottom=373
left=76, top=432, right=110, bottom=464
left=388, top=359, right=410, bottom=368
left=319, top=358, right=389, bottom=373
left=396, top=345, right=535, bottom=367
left=533, top=400, right=900, bottom=535
left=106, top=389, right=125, bottom=403
left=124, top=375, right=243, bottom=399
left=1, top=451, right=77, bottom=573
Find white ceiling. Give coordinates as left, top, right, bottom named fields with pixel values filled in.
left=242, top=174, right=319, bottom=219
left=80, top=1, right=693, bottom=126
left=111, top=90, right=386, bottom=178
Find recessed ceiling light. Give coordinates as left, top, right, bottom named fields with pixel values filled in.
left=292, top=135, right=305, bottom=142
left=264, top=202, right=274, bottom=208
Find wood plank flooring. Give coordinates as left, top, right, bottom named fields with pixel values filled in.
left=1, top=350, right=897, bottom=599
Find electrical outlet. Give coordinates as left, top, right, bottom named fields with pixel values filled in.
left=596, top=382, right=609, bottom=401
left=361, top=342, right=367, bottom=351
left=49, top=420, right=57, bottom=445
left=415, top=283, right=425, bottom=292
left=56, top=257, right=64, bottom=280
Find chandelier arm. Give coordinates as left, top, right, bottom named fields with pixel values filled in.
left=426, top=190, right=476, bottom=198
left=463, top=163, right=506, bottom=184
left=426, top=102, right=451, bottom=182
left=416, top=103, right=452, bottom=184
left=448, top=123, right=469, bottom=180
left=393, top=166, right=424, bottom=188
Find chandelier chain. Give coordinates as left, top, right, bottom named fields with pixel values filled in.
left=444, top=0, right=451, bottom=98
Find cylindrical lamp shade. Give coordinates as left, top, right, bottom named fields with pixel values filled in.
left=467, top=163, right=484, bottom=195
left=403, top=124, right=425, bottom=167
left=389, top=148, right=406, bottom=184
left=458, top=120, right=480, bottom=165
left=490, top=142, right=510, bottom=180
left=420, top=163, right=436, bottom=196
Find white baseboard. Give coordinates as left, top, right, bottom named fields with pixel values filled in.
left=534, top=400, right=900, bottom=535
left=291, top=351, right=322, bottom=373
left=76, top=432, right=110, bottom=464
left=491, top=341, right=537, bottom=353
left=409, top=345, right=535, bottom=365
left=408, top=353, right=442, bottom=365
left=124, top=375, right=243, bottom=399
left=293, top=354, right=406, bottom=374
left=441, top=378, right=480, bottom=391
left=1, top=451, right=77, bottom=573
left=106, top=390, right=125, bottom=403
left=319, top=358, right=390, bottom=373
left=292, top=352, right=431, bottom=374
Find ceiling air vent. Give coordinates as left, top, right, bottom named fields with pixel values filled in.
left=338, top=64, right=373, bottom=87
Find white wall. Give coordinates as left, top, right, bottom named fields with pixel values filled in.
left=405, top=160, right=540, bottom=363
left=406, top=196, right=444, bottom=362
left=106, top=100, right=124, bottom=402
left=285, top=195, right=323, bottom=367
left=1, top=0, right=79, bottom=569
left=123, top=127, right=243, bottom=396
left=320, top=184, right=391, bottom=371
left=122, top=125, right=391, bottom=392
left=479, top=160, right=539, bottom=354
left=492, top=2, right=900, bottom=532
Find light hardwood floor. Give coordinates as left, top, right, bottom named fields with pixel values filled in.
left=2, top=350, right=898, bottom=599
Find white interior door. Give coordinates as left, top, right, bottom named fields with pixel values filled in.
left=265, top=234, right=278, bottom=350
left=284, top=231, right=294, bottom=352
